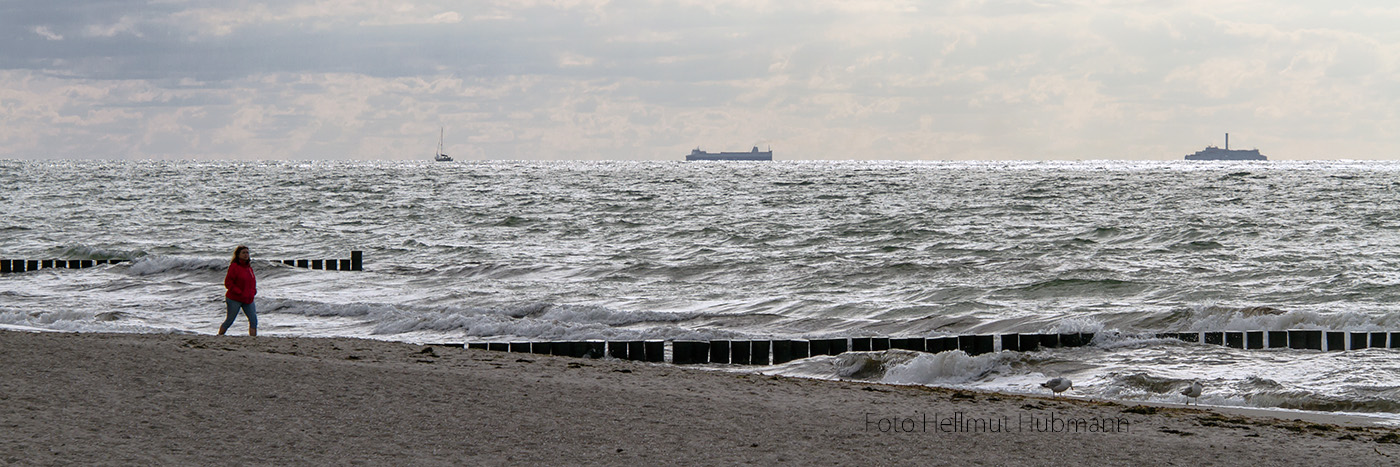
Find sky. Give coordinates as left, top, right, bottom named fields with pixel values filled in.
left=2, top=0, right=1398, bottom=161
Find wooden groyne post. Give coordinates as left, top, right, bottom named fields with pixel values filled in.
left=2, top=251, right=363, bottom=273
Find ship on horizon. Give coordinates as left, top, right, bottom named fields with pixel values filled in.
left=685, top=146, right=773, bottom=161
left=434, top=127, right=452, bottom=162
left=1185, top=133, right=1266, bottom=161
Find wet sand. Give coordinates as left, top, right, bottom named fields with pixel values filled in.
left=3, top=330, right=1398, bottom=465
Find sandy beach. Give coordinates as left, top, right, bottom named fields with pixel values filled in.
left=3, top=330, right=1398, bottom=465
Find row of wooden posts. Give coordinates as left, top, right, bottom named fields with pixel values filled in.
left=0, top=259, right=129, bottom=272
left=452, top=330, right=1400, bottom=365
left=0, top=251, right=363, bottom=273
left=272, top=251, right=363, bottom=271
left=450, top=332, right=1091, bottom=365
left=1158, top=330, right=1400, bottom=351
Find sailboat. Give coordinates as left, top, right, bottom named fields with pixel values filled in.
left=434, top=127, right=453, bottom=162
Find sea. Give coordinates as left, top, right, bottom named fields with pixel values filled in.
left=4, top=159, right=1400, bottom=423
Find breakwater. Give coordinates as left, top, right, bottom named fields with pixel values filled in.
left=450, top=330, right=1400, bottom=365
left=0, top=251, right=363, bottom=273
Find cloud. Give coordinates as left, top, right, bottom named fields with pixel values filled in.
left=85, top=15, right=145, bottom=38
left=32, top=26, right=63, bottom=41
left=557, top=53, right=596, bottom=68
left=1, top=0, right=1399, bottom=160
left=359, top=10, right=463, bottom=26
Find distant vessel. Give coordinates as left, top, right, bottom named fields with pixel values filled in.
left=1185, top=134, right=1266, bottom=161
left=686, top=146, right=773, bottom=161
left=434, top=127, right=453, bottom=162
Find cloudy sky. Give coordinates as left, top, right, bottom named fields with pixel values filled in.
left=2, top=0, right=1398, bottom=161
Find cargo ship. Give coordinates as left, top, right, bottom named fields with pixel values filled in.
left=1185, top=134, right=1266, bottom=161
left=686, top=146, right=773, bottom=161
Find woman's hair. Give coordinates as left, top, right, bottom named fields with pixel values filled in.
left=230, top=245, right=250, bottom=264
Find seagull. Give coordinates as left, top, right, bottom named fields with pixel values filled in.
left=1041, top=377, right=1073, bottom=396
left=1181, top=381, right=1204, bottom=405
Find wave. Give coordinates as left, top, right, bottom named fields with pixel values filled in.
left=46, top=244, right=150, bottom=260
left=1077, top=331, right=1185, bottom=350
left=123, top=257, right=230, bottom=276
left=264, top=299, right=721, bottom=341
left=1099, top=372, right=1400, bottom=414
left=880, top=350, right=1018, bottom=385
left=0, top=309, right=187, bottom=334
left=1043, top=317, right=1105, bottom=334
left=766, top=349, right=1021, bottom=386
left=764, top=344, right=1400, bottom=417
left=1246, top=387, right=1400, bottom=413
left=1006, top=278, right=1150, bottom=299
left=924, top=304, right=1400, bottom=338
left=1174, top=304, right=1400, bottom=332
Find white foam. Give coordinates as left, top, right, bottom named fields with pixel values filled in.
left=1085, top=331, right=1183, bottom=350
left=881, top=350, right=1012, bottom=385
left=0, top=323, right=61, bottom=332
left=1043, top=317, right=1105, bottom=334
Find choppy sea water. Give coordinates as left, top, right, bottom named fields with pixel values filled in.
left=3, top=159, right=1400, bottom=422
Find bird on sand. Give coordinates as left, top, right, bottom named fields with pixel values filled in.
left=1041, top=377, right=1073, bottom=396
left=1181, top=381, right=1204, bottom=404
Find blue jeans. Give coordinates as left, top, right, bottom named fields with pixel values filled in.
left=221, top=298, right=257, bottom=332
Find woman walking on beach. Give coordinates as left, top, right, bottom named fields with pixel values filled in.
left=219, top=245, right=257, bottom=336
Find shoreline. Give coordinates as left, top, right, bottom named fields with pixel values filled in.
left=4, top=330, right=1399, bottom=464
left=9, top=324, right=1393, bottom=429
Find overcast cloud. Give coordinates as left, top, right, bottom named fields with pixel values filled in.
left=2, top=0, right=1398, bottom=160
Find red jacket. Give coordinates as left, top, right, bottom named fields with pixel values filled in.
left=224, top=261, right=257, bottom=304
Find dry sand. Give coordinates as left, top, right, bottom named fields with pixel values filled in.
left=3, top=330, right=1399, bottom=465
